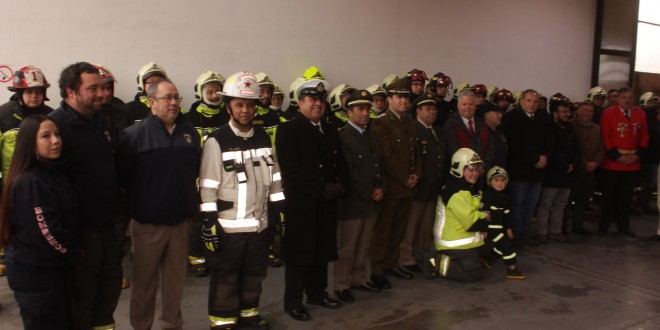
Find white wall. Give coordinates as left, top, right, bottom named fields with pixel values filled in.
left=0, top=0, right=595, bottom=108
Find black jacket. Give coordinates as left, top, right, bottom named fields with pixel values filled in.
left=544, top=121, right=580, bottom=188
left=185, top=101, right=229, bottom=134
left=49, top=101, right=120, bottom=229
left=123, top=93, right=151, bottom=123
left=415, top=121, right=447, bottom=202
left=502, top=107, right=553, bottom=181
left=0, top=100, right=53, bottom=133
left=116, top=114, right=201, bottom=225
left=5, top=160, right=82, bottom=268
left=481, top=187, right=511, bottom=229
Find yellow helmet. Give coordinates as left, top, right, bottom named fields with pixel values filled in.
left=450, top=148, right=483, bottom=178
left=303, top=66, right=325, bottom=80
left=137, top=62, right=167, bottom=92
left=587, top=86, right=606, bottom=103
left=640, top=92, right=659, bottom=108
left=513, top=90, right=523, bottom=105
left=452, top=82, right=471, bottom=99
left=486, top=86, right=499, bottom=103
left=487, top=166, right=508, bottom=185
left=288, top=77, right=306, bottom=106
left=194, top=71, right=225, bottom=100
left=328, top=84, right=356, bottom=111
left=382, top=74, right=398, bottom=88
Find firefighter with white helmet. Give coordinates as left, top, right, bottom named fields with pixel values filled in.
left=123, top=62, right=168, bottom=122
left=326, top=84, right=357, bottom=129
left=366, top=84, right=387, bottom=116
left=200, top=71, right=283, bottom=330
left=587, top=86, right=606, bottom=124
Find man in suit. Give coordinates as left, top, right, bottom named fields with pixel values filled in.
left=369, top=77, right=422, bottom=288
left=275, top=79, right=347, bottom=321
left=333, top=90, right=385, bottom=304
left=400, top=94, right=447, bottom=276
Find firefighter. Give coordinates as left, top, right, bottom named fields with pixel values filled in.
left=123, top=62, right=168, bottom=122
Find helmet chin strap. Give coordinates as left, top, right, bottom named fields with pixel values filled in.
left=227, top=102, right=252, bottom=132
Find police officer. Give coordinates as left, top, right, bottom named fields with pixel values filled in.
left=199, top=72, right=283, bottom=330
left=124, top=62, right=168, bottom=122
left=185, top=71, right=228, bottom=277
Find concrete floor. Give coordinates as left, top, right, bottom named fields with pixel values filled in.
left=2, top=211, right=660, bottom=330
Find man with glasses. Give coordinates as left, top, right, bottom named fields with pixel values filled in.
left=117, top=78, right=201, bottom=330
left=124, top=62, right=168, bottom=122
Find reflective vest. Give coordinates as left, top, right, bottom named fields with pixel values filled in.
left=433, top=190, right=486, bottom=250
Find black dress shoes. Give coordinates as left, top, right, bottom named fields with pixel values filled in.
left=369, top=275, right=392, bottom=289
left=618, top=228, right=636, bottom=238
left=572, top=227, right=593, bottom=237
left=334, top=289, right=355, bottom=303
left=306, top=296, right=342, bottom=309
left=350, top=282, right=381, bottom=293
left=286, top=308, right=310, bottom=321
left=648, top=234, right=660, bottom=241
left=402, top=264, right=423, bottom=273
left=384, top=267, right=414, bottom=280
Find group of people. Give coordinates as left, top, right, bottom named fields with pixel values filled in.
left=0, top=63, right=657, bottom=330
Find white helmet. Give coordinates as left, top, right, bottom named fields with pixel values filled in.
left=487, top=166, right=508, bottom=185
left=328, top=84, right=356, bottom=111
left=194, top=71, right=225, bottom=100
left=137, top=62, right=167, bottom=92
left=288, top=77, right=305, bottom=106
left=587, top=86, right=606, bottom=103
left=366, top=84, right=386, bottom=97
left=382, top=74, right=398, bottom=88
left=255, top=72, right=275, bottom=88
left=640, top=92, right=659, bottom=109
left=450, top=148, right=483, bottom=178
left=217, top=72, right=260, bottom=100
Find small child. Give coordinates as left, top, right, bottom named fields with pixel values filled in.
left=481, top=166, right=527, bottom=280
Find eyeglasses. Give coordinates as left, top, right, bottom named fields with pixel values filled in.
left=153, top=94, right=183, bottom=103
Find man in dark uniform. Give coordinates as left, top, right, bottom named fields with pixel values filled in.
left=369, top=77, right=421, bottom=288
left=276, top=79, right=347, bottom=321
left=123, top=62, right=168, bottom=122
left=426, top=72, right=453, bottom=126
left=400, top=93, right=446, bottom=276
left=333, top=89, right=384, bottom=303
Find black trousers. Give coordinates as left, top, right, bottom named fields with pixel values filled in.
left=71, top=227, right=123, bottom=329
left=284, top=263, right=328, bottom=310
left=599, top=169, right=637, bottom=232
left=570, top=171, right=596, bottom=230
left=439, top=248, right=484, bottom=282
left=206, top=230, right=269, bottom=318
left=189, top=215, right=205, bottom=259
left=486, top=229, right=517, bottom=267
left=7, top=261, right=71, bottom=330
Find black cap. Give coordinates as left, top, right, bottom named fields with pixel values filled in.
left=346, top=89, right=373, bottom=107
left=413, top=93, right=437, bottom=109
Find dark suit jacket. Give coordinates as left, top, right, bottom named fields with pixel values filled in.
left=337, top=122, right=384, bottom=220
left=415, top=121, right=447, bottom=202
left=502, top=107, right=553, bottom=181
left=275, top=112, right=347, bottom=265
left=370, top=110, right=422, bottom=199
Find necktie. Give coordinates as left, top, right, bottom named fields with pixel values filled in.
left=315, top=124, right=323, bottom=134
left=530, top=114, right=535, bottom=121
left=624, top=110, right=630, bottom=119
left=428, top=128, right=438, bottom=142
left=468, top=119, right=475, bottom=136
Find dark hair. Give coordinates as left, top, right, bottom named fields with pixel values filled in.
left=618, top=87, right=633, bottom=95
left=608, top=89, right=618, bottom=94
left=58, top=62, right=98, bottom=98
left=549, top=100, right=570, bottom=113
left=0, top=115, right=57, bottom=249
left=146, top=78, right=172, bottom=98
left=521, top=89, right=539, bottom=100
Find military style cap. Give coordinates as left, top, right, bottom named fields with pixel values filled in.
left=413, top=93, right=437, bottom=109
left=346, top=89, right=373, bottom=107
left=384, top=77, right=411, bottom=95
left=296, top=79, right=329, bottom=99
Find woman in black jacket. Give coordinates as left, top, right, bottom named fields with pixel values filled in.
left=0, top=115, right=82, bottom=330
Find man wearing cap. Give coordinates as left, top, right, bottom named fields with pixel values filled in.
left=400, top=93, right=447, bottom=276
left=276, top=78, right=347, bottom=321
left=198, top=72, right=283, bottom=330
left=369, top=77, right=421, bottom=288
left=116, top=78, right=201, bottom=329
left=124, top=62, right=168, bottom=122
left=333, top=90, right=384, bottom=303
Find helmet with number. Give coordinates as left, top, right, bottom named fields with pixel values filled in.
left=406, top=69, right=428, bottom=83
left=194, top=71, right=225, bottom=100
left=303, top=66, right=325, bottom=80
left=640, top=92, right=660, bottom=108
left=587, top=86, right=606, bottom=103
left=95, top=65, right=117, bottom=85
left=487, top=166, right=508, bottom=185
left=366, top=84, right=386, bottom=97
left=217, top=71, right=260, bottom=100
left=8, top=66, right=50, bottom=92
left=470, top=84, right=488, bottom=97
left=288, top=77, right=305, bottom=106
left=450, top=148, right=483, bottom=178
left=255, top=72, right=275, bottom=88
left=136, top=62, right=167, bottom=92
left=328, top=84, right=357, bottom=111
left=452, top=82, right=471, bottom=99
left=382, top=74, right=399, bottom=88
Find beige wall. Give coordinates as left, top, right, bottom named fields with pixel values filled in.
left=0, top=0, right=596, bottom=108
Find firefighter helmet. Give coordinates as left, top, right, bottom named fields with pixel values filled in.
left=492, top=89, right=514, bottom=103
left=217, top=71, right=260, bottom=100
left=587, top=86, right=606, bottom=103
left=95, top=65, right=117, bottom=85
left=328, top=84, right=357, bottom=111
left=255, top=72, right=275, bottom=87
left=288, top=77, right=306, bottom=106
left=136, top=62, right=167, bottom=92
left=640, top=92, right=660, bottom=108
left=194, top=71, right=225, bottom=100
left=382, top=74, right=399, bottom=88
left=366, top=84, right=387, bottom=96
left=303, top=66, right=325, bottom=80
left=273, top=84, right=284, bottom=97
left=406, top=69, right=428, bottom=83
left=8, top=66, right=50, bottom=92
left=450, top=148, right=483, bottom=178
left=452, top=82, right=471, bottom=99
left=487, top=166, right=508, bottom=185
left=470, top=84, right=488, bottom=97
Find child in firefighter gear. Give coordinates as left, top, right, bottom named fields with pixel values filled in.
left=199, top=72, right=284, bottom=330
left=433, top=148, right=489, bottom=282
left=481, top=166, right=526, bottom=280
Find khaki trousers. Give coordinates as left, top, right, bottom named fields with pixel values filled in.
left=333, top=211, right=377, bottom=290
left=400, top=200, right=436, bottom=266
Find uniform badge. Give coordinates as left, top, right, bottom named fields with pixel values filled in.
left=361, top=90, right=368, bottom=97
left=183, top=133, right=193, bottom=144
left=317, top=83, right=325, bottom=92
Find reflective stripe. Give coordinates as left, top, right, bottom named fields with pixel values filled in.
left=488, top=224, right=503, bottom=229
left=272, top=172, right=281, bottom=182
left=188, top=256, right=205, bottom=265
left=502, top=252, right=517, bottom=260
left=200, top=179, right=220, bottom=188
left=493, top=247, right=503, bottom=255
left=218, top=218, right=260, bottom=232
left=504, top=210, right=510, bottom=214
left=492, top=233, right=504, bottom=242
left=201, top=202, right=217, bottom=212
left=91, top=324, right=115, bottom=330
left=222, top=151, right=238, bottom=160
left=270, top=192, right=285, bottom=202
left=440, top=254, right=450, bottom=277
left=240, top=308, right=260, bottom=318
left=209, top=316, right=237, bottom=326
left=237, top=171, right=247, bottom=182
left=437, top=233, right=482, bottom=248
left=490, top=206, right=500, bottom=210
left=236, top=180, right=247, bottom=219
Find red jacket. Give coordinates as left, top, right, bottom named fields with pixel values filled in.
left=599, top=106, right=649, bottom=171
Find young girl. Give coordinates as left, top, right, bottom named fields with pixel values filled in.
left=0, top=115, right=82, bottom=329
left=481, top=166, right=526, bottom=280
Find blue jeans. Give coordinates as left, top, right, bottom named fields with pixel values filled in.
left=508, top=180, right=542, bottom=238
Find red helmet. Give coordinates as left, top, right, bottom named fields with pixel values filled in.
left=550, top=92, right=571, bottom=104
left=8, top=66, right=50, bottom=92
left=430, top=72, right=453, bottom=88
left=95, top=64, right=117, bottom=85
left=492, top=89, right=514, bottom=103
left=470, top=84, right=488, bottom=97
left=406, top=69, right=428, bottom=83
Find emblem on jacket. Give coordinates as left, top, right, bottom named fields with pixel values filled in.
left=183, top=133, right=193, bottom=144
